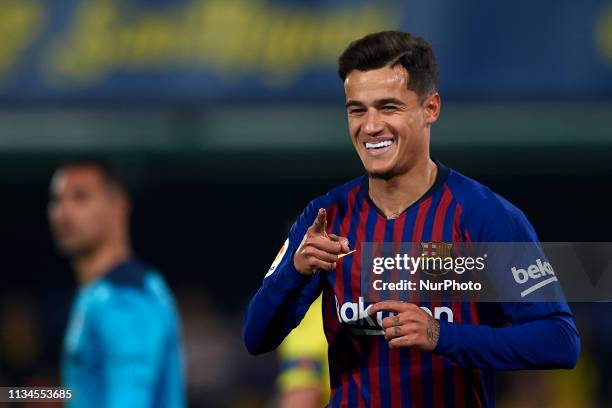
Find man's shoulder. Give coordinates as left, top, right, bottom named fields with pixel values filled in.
left=446, top=168, right=534, bottom=241
left=103, top=258, right=149, bottom=289
left=446, top=168, right=522, bottom=216
left=87, top=259, right=170, bottom=311
left=87, top=276, right=173, bottom=331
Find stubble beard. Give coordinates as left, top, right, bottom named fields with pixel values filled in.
left=368, top=169, right=395, bottom=180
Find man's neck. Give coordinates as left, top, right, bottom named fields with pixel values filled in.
left=368, top=159, right=438, bottom=219
left=72, top=241, right=131, bottom=286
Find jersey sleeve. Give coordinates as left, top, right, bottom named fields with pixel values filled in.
left=433, top=193, right=580, bottom=370
left=91, top=289, right=166, bottom=408
left=465, top=193, right=571, bottom=319
left=243, top=199, right=325, bottom=355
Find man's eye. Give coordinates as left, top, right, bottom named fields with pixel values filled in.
left=381, top=105, right=398, bottom=111
left=72, top=190, right=90, bottom=201
left=348, top=109, right=365, bottom=115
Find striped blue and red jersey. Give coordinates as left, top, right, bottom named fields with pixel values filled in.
left=244, top=161, right=580, bottom=408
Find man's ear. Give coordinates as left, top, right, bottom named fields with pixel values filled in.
left=120, top=195, right=131, bottom=219
left=423, top=92, right=441, bottom=126
left=111, top=190, right=131, bottom=219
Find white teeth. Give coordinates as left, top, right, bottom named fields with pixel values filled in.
left=365, top=140, right=393, bottom=149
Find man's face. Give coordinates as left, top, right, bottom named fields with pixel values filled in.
left=344, top=65, right=439, bottom=179
left=48, top=166, right=120, bottom=256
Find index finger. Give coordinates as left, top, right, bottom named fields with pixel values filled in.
left=369, top=300, right=413, bottom=316
left=310, top=208, right=327, bottom=235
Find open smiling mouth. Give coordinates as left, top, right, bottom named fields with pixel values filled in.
left=364, top=139, right=395, bottom=155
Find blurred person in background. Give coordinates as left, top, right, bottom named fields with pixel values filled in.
left=276, top=294, right=329, bottom=408
left=48, top=161, right=186, bottom=407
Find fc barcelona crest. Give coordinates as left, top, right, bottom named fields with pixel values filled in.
left=420, top=242, right=453, bottom=276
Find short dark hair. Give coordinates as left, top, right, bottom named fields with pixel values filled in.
left=337, top=31, right=439, bottom=100
left=60, top=159, right=129, bottom=197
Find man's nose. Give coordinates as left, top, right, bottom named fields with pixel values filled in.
left=363, top=108, right=384, bottom=135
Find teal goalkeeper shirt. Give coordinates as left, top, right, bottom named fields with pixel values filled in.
left=62, top=258, right=186, bottom=408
